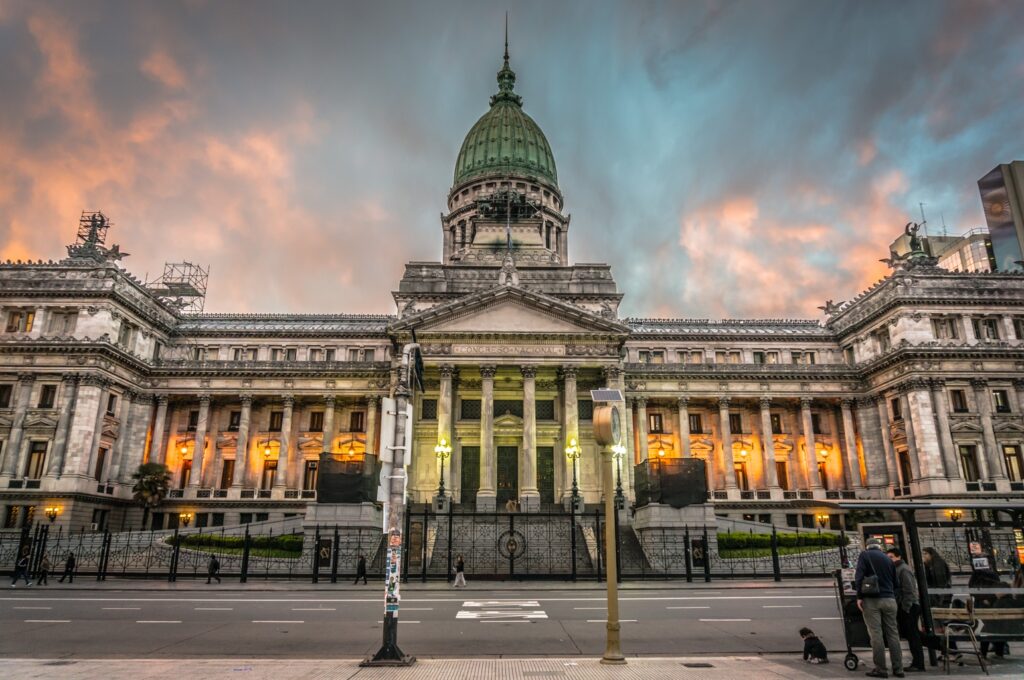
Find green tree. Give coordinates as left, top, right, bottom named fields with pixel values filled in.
left=132, top=462, right=171, bottom=530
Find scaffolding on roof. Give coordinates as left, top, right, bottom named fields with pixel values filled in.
left=146, top=261, right=210, bottom=314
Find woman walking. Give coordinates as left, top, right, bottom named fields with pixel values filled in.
left=453, top=554, right=466, bottom=588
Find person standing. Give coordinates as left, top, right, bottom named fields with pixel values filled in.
left=58, top=552, right=76, bottom=583
left=855, top=538, right=903, bottom=678
left=453, top=554, right=466, bottom=588
left=888, top=547, right=925, bottom=672
left=354, top=554, right=367, bottom=585
left=36, top=554, right=51, bottom=586
left=206, top=554, right=221, bottom=584
left=10, top=550, right=31, bottom=587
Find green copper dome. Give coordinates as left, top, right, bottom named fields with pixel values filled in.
left=453, top=52, right=558, bottom=187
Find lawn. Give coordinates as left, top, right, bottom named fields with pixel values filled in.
left=719, top=545, right=834, bottom=559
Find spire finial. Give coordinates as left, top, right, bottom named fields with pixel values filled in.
left=504, top=12, right=509, bottom=65
left=491, top=12, right=521, bottom=106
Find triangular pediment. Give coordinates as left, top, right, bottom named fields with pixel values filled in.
left=950, top=420, right=983, bottom=433
left=25, top=415, right=58, bottom=430
left=390, top=285, right=630, bottom=337
left=994, top=419, right=1024, bottom=433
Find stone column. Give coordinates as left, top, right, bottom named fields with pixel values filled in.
left=759, top=397, right=780, bottom=489
left=84, top=380, right=109, bottom=481
left=366, top=396, right=379, bottom=456
left=477, top=365, right=497, bottom=510
left=188, top=395, right=210, bottom=489
left=800, top=397, right=822, bottom=490
left=322, top=395, right=336, bottom=456
left=232, top=395, right=253, bottom=487
left=120, top=394, right=154, bottom=483
left=47, top=375, right=79, bottom=478
left=437, top=365, right=454, bottom=494
left=1, top=374, right=35, bottom=478
left=150, top=395, right=169, bottom=464
left=929, top=380, right=960, bottom=480
left=561, top=366, right=579, bottom=500
left=854, top=398, right=886, bottom=488
left=972, top=379, right=1006, bottom=483
left=876, top=397, right=901, bottom=489
left=840, top=399, right=863, bottom=488
left=520, top=365, right=539, bottom=511
left=899, top=390, right=924, bottom=483
left=677, top=397, right=692, bottom=458
left=1015, top=379, right=1024, bottom=416
left=276, top=395, right=294, bottom=490
left=719, top=397, right=737, bottom=490
left=786, top=406, right=806, bottom=489
left=636, top=397, right=650, bottom=462
left=107, top=389, right=135, bottom=485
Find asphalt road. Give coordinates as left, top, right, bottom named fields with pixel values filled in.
left=0, top=586, right=843, bottom=658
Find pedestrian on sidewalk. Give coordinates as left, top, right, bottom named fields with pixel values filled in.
left=36, top=554, right=51, bottom=586
left=58, top=552, right=75, bottom=583
left=206, top=554, right=221, bottom=584
left=855, top=537, right=903, bottom=678
left=354, top=554, right=367, bottom=585
left=888, top=547, right=925, bottom=672
left=799, top=627, right=829, bottom=664
left=10, top=550, right=31, bottom=587
left=453, top=554, right=466, bottom=588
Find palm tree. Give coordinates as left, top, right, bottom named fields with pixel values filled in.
left=132, top=462, right=171, bottom=530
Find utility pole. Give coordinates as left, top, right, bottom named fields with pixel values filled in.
left=591, top=389, right=626, bottom=665
left=362, top=342, right=419, bottom=667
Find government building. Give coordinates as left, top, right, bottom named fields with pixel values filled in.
left=2, top=46, right=1024, bottom=536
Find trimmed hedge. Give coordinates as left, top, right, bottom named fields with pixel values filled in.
left=166, top=533, right=303, bottom=553
left=716, top=531, right=849, bottom=550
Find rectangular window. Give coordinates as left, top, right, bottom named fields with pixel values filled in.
left=117, top=322, right=137, bottom=349
left=308, top=348, right=323, bottom=362
left=0, top=384, right=13, bottom=408
left=1004, top=445, right=1024, bottom=482
left=246, top=348, right=257, bottom=360
left=752, top=351, right=765, bottom=364
left=5, top=310, right=34, bottom=333
left=932, top=317, right=959, bottom=340
left=535, top=400, right=555, bottom=420
left=688, top=413, right=703, bottom=434
left=577, top=399, right=593, bottom=421
left=212, top=513, right=225, bottom=527
left=650, top=350, right=665, bottom=364
left=974, top=318, right=1000, bottom=340
left=179, top=459, right=192, bottom=488
left=817, top=461, right=829, bottom=490
left=325, top=349, right=335, bottom=361
left=1014, top=317, right=1024, bottom=341
left=239, top=512, right=253, bottom=524
left=811, top=413, right=823, bottom=435
left=94, top=447, right=108, bottom=481
left=897, top=449, right=913, bottom=486
left=219, top=460, right=234, bottom=489
left=26, top=441, right=47, bottom=479
left=461, top=399, right=482, bottom=420
left=106, top=394, right=118, bottom=415
left=233, top=348, right=243, bottom=361
left=269, top=411, right=284, bottom=432
left=890, top=397, right=902, bottom=421
left=637, top=350, right=650, bottom=363
left=308, top=411, right=324, bottom=432
left=843, top=347, right=855, bottom=364
left=348, top=348, right=360, bottom=361
left=494, top=400, right=523, bottom=418
left=303, top=460, right=319, bottom=490
left=260, top=459, right=277, bottom=490
left=776, top=461, right=789, bottom=490
left=195, top=513, right=209, bottom=529
left=349, top=411, right=365, bottom=432
left=790, top=351, right=802, bottom=364
left=728, top=413, right=742, bottom=433
left=802, top=514, right=815, bottom=529
left=228, top=411, right=241, bottom=432
left=46, top=311, right=77, bottom=335
left=363, top=349, right=376, bottom=362
left=255, top=512, right=269, bottom=522
left=950, top=389, right=968, bottom=413
left=187, top=409, right=200, bottom=431
left=715, top=351, right=727, bottom=364
left=765, top=351, right=779, bottom=364
left=38, top=384, right=57, bottom=408
left=193, top=346, right=206, bottom=361
left=993, top=390, right=1011, bottom=413
left=285, top=348, right=297, bottom=361
left=271, top=348, right=283, bottom=361
left=648, top=413, right=664, bottom=434
left=785, top=513, right=798, bottom=528
left=770, top=413, right=783, bottom=434
left=959, top=445, right=979, bottom=482
left=3, top=505, right=20, bottom=529
left=729, top=351, right=742, bottom=363
left=420, top=399, right=437, bottom=420
left=874, top=328, right=891, bottom=352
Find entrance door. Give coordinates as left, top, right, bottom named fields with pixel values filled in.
left=461, top=446, right=480, bottom=504
left=775, top=461, right=789, bottom=490
left=537, top=446, right=555, bottom=504
left=497, top=446, right=518, bottom=505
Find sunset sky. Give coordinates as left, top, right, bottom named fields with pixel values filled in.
left=1, top=0, right=1022, bottom=319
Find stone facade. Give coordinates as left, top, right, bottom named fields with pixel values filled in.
left=2, top=51, right=1024, bottom=534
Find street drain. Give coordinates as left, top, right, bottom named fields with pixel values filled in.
left=682, top=662, right=714, bottom=668
left=43, top=661, right=76, bottom=666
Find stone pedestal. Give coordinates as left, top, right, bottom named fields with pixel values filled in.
left=475, top=491, right=496, bottom=512
left=304, top=501, right=381, bottom=530
left=633, top=502, right=718, bottom=533
left=432, top=495, right=451, bottom=513
left=519, top=491, right=540, bottom=513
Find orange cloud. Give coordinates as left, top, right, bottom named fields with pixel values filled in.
left=141, top=50, right=188, bottom=90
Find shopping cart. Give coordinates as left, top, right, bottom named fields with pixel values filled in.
left=834, top=568, right=872, bottom=671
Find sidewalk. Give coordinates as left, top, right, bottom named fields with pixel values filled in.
left=22, top=577, right=834, bottom=592
left=0, top=656, right=1013, bottom=679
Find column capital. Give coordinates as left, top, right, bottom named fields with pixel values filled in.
left=759, top=396, right=772, bottom=410
left=559, top=365, right=578, bottom=380
left=929, top=378, right=947, bottom=389
left=635, top=395, right=648, bottom=408
left=60, top=374, right=79, bottom=385
left=438, top=363, right=455, bottom=379
left=282, top=394, right=295, bottom=408
left=854, top=395, right=876, bottom=408
left=840, top=398, right=855, bottom=410
left=676, top=396, right=690, bottom=408
left=198, top=393, right=211, bottom=405
left=902, top=378, right=929, bottom=392
left=718, top=396, right=731, bottom=409
left=601, top=365, right=621, bottom=381
left=240, top=394, right=254, bottom=406
left=365, top=395, right=380, bottom=408
left=480, top=365, right=497, bottom=380
left=122, top=388, right=138, bottom=403
left=970, top=378, right=989, bottom=390
left=155, top=393, right=169, bottom=405
left=520, top=365, right=537, bottom=379
left=323, top=394, right=335, bottom=408
left=1014, top=378, right=1024, bottom=390
left=799, top=396, right=813, bottom=409
left=17, top=372, right=37, bottom=384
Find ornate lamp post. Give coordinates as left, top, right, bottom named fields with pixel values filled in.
left=612, top=444, right=626, bottom=510
left=816, top=513, right=829, bottom=529
left=434, top=437, right=452, bottom=499
left=44, top=506, right=61, bottom=523
left=565, top=437, right=581, bottom=509
left=179, top=512, right=193, bottom=528
left=946, top=508, right=964, bottom=569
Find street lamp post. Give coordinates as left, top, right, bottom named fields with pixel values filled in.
left=612, top=444, right=626, bottom=510
left=179, top=512, right=193, bottom=528
left=565, top=437, right=581, bottom=510
left=434, top=437, right=452, bottom=499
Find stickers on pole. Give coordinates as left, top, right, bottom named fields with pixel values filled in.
left=384, top=529, right=403, bottom=615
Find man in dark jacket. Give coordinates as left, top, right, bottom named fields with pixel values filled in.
left=856, top=538, right=903, bottom=678
left=888, top=547, right=925, bottom=672
left=354, top=554, right=367, bottom=585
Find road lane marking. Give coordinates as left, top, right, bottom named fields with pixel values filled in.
left=400, top=607, right=433, bottom=611
left=25, top=619, right=69, bottom=623
left=667, top=606, right=710, bottom=609
left=136, top=620, right=181, bottom=624
left=587, top=619, right=637, bottom=623
left=812, top=617, right=841, bottom=620
left=291, top=608, right=336, bottom=611
left=482, top=620, right=531, bottom=623
left=253, top=620, right=304, bottom=624
left=195, top=607, right=233, bottom=611
left=763, top=605, right=802, bottom=608
left=700, top=618, right=751, bottom=622
left=377, top=621, right=420, bottom=624
left=14, top=606, right=52, bottom=609
left=103, top=607, right=141, bottom=610
left=0, top=595, right=833, bottom=604
left=574, top=607, right=607, bottom=610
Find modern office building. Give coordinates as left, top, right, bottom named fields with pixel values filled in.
left=978, top=161, right=1024, bottom=272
